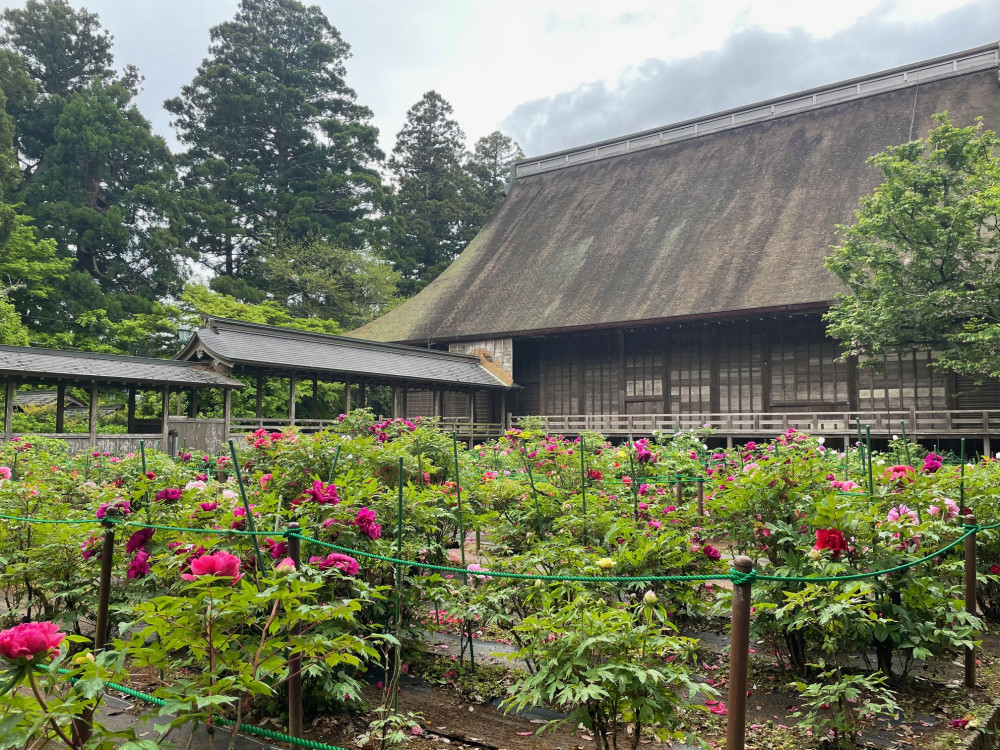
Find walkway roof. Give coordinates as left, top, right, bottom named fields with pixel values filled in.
left=0, top=346, right=244, bottom=388
left=176, top=318, right=508, bottom=389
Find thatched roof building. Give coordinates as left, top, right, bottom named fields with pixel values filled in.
left=354, top=44, right=1000, bottom=445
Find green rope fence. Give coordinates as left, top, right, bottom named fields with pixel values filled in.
left=3, top=512, right=997, bottom=586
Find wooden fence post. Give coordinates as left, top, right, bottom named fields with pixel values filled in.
left=287, top=521, right=303, bottom=738
left=697, top=478, right=705, bottom=517
left=964, top=514, right=977, bottom=689
left=727, top=555, right=754, bottom=750
left=675, top=475, right=683, bottom=505
left=80, top=521, right=116, bottom=746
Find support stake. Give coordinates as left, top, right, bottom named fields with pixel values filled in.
left=964, top=514, right=977, bottom=688
left=727, top=555, right=754, bottom=750
left=287, top=522, right=303, bottom=738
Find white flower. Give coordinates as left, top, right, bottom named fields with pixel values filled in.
left=643, top=590, right=657, bottom=604
left=817, top=437, right=825, bottom=445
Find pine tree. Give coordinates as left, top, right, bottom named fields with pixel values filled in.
left=464, top=130, right=523, bottom=235
left=165, top=0, right=386, bottom=279
left=388, top=90, right=470, bottom=295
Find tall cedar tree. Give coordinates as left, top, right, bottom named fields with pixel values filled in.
left=825, top=114, right=1000, bottom=381
left=1, top=1, right=185, bottom=355
left=464, top=130, right=522, bottom=234
left=388, top=90, right=470, bottom=296
left=165, top=0, right=385, bottom=280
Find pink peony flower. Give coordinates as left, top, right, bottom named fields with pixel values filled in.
left=259, top=473, right=272, bottom=489
left=274, top=557, right=296, bottom=574
left=647, top=520, right=662, bottom=530
left=0, top=621, right=65, bottom=664
left=309, top=552, right=359, bottom=576
left=0, top=466, right=11, bottom=481
left=702, top=545, right=722, bottom=561
left=180, top=551, right=243, bottom=585
left=887, top=504, right=917, bottom=524
left=882, top=465, right=916, bottom=484
left=928, top=498, right=959, bottom=521
left=298, top=480, right=339, bottom=506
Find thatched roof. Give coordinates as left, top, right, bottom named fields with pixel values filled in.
left=354, top=44, right=1000, bottom=345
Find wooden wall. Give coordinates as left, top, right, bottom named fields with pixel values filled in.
left=511, top=314, right=1000, bottom=416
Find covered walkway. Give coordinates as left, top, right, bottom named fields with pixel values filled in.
left=176, top=318, right=511, bottom=439
left=0, top=345, right=243, bottom=454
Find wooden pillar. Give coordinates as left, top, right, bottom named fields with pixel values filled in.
left=161, top=386, right=170, bottom=454
left=311, top=379, right=319, bottom=420
left=89, top=381, right=99, bottom=447
left=392, top=385, right=402, bottom=418
left=188, top=388, right=198, bottom=418
left=56, top=383, right=66, bottom=433
left=255, top=376, right=263, bottom=420
left=500, top=390, right=508, bottom=429
left=127, top=388, right=136, bottom=433
left=223, top=388, right=232, bottom=444
left=344, top=376, right=352, bottom=414
left=433, top=388, right=442, bottom=417
left=288, top=375, right=297, bottom=425
left=402, top=387, right=408, bottom=418
left=3, top=379, right=14, bottom=441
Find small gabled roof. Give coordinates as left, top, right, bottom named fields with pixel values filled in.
left=353, top=43, right=1000, bottom=344
left=176, top=318, right=508, bottom=389
left=0, top=346, right=244, bottom=388
left=14, top=389, right=87, bottom=408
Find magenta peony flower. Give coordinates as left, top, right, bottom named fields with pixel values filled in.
left=882, top=465, right=916, bottom=484
left=81, top=532, right=102, bottom=560
left=299, top=480, right=339, bottom=506
left=309, top=552, right=359, bottom=576
left=0, top=621, right=65, bottom=664
left=127, top=550, right=150, bottom=579
left=155, top=488, right=182, bottom=502
left=180, top=551, right=243, bottom=585
left=96, top=498, right=131, bottom=519
left=264, top=537, right=288, bottom=559
left=197, top=501, right=218, bottom=513
left=922, top=453, right=943, bottom=474
left=702, top=545, right=722, bottom=561
left=353, top=507, right=382, bottom=540
left=126, top=528, right=155, bottom=554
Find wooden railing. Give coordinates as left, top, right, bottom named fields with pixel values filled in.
left=513, top=410, right=1000, bottom=438
left=1, top=433, right=164, bottom=456
left=229, top=417, right=507, bottom=442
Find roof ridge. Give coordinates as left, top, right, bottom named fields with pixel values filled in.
left=514, top=42, right=999, bottom=178
left=200, top=317, right=484, bottom=364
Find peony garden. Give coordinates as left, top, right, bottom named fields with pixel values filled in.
left=1, top=413, right=1000, bottom=750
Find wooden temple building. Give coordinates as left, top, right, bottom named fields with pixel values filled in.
left=353, top=44, right=1000, bottom=449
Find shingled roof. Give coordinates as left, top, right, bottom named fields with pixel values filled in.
left=353, top=44, right=1000, bottom=345
left=177, top=318, right=507, bottom=389
left=0, top=346, right=244, bottom=388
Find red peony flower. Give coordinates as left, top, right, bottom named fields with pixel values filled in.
left=180, top=551, right=243, bottom=585
left=814, top=529, right=847, bottom=559
left=882, top=465, right=916, bottom=484
left=0, top=621, right=65, bottom=665
left=990, top=564, right=1000, bottom=575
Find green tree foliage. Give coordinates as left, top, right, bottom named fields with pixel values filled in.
left=258, top=238, right=400, bottom=328
left=825, top=114, right=1000, bottom=380
left=165, top=0, right=385, bottom=279
left=0, top=1, right=186, bottom=355
left=464, top=130, right=522, bottom=230
left=0, top=294, right=29, bottom=345
left=21, top=78, right=188, bottom=298
left=388, top=90, right=471, bottom=295
left=182, top=285, right=344, bottom=335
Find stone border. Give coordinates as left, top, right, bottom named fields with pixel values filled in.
left=961, top=698, right=1000, bottom=750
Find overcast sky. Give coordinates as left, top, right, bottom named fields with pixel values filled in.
left=27, top=0, right=1000, bottom=158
